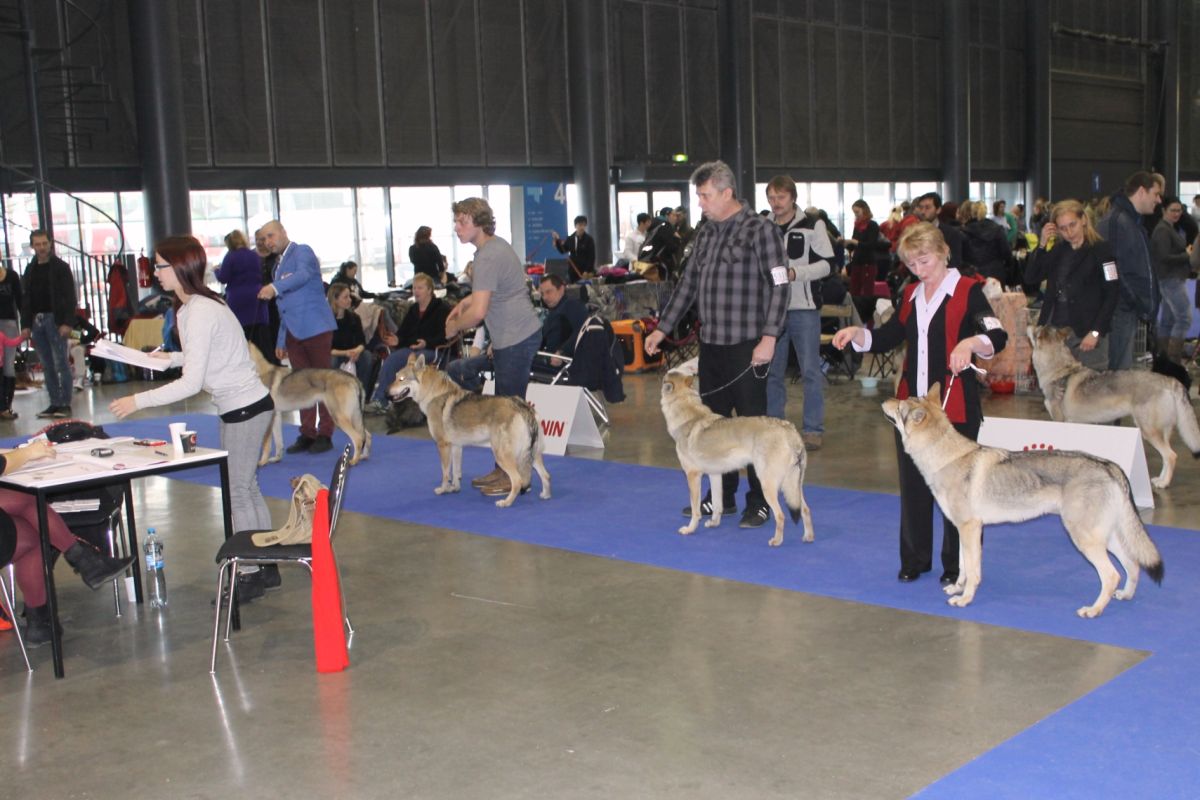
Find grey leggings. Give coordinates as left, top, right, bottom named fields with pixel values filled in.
left=0, top=319, right=17, bottom=377
left=219, top=407, right=274, bottom=533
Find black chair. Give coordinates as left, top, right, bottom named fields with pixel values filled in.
left=0, top=511, right=32, bottom=671
left=209, top=446, right=354, bottom=673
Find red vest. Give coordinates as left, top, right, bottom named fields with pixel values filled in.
left=896, top=274, right=984, bottom=423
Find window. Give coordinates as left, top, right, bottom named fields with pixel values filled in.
left=355, top=187, right=388, bottom=291
left=118, top=192, right=148, bottom=257
left=191, top=190, right=246, bottom=266
left=391, top=186, right=453, bottom=284
left=245, top=190, right=276, bottom=236
left=278, top=188, right=355, bottom=274
left=1, top=193, right=39, bottom=262
left=75, top=192, right=121, bottom=256
left=50, top=193, right=81, bottom=253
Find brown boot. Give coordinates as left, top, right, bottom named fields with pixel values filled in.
left=471, top=465, right=505, bottom=488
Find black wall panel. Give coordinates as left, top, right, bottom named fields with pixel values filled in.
left=811, top=28, right=840, bottom=168
left=1179, top=0, right=1199, bottom=176
left=479, top=0, right=528, bottom=166
left=968, top=0, right=1025, bottom=174
left=66, top=0, right=138, bottom=167
left=837, top=29, right=866, bottom=165
left=888, top=35, right=915, bottom=167
left=267, top=0, right=330, bottom=165
left=524, top=0, right=570, bottom=166
left=779, top=20, right=811, bottom=167
left=380, top=0, right=436, bottom=165
left=175, top=0, right=212, bottom=166
left=203, top=0, right=273, bottom=166
left=753, top=17, right=782, bottom=166
left=325, top=0, right=384, bottom=166
left=863, top=31, right=890, bottom=168
left=683, top=9, right=719, bottom=161
left=644, top=4, right=685, bottom=159
left=430, top=0, right=483, bottom=165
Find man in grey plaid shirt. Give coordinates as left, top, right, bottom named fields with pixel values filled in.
left=645, top=160, right=790, bottom=528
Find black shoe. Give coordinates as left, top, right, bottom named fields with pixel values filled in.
left=63, top=541, right=136, bottom=590
left=36, top=405, right=56, bottom=419
left=23, top=604, right=61, bottom=647
left=939, top=571, right=959, bottom=586
left=52, top=405, right=71, bottom=418
left=260, top=564, right=282, bottom=590
left=286, top=435, right=315, bottom=454
left=738, top=506, right=771, bottom=529
left=898, top=568, right=923, bottom=582
left=213, top=571, right=267, bottom=606
left=308, top=435, right=333, bottom=454
left=680, top=499, right=737, bottom=517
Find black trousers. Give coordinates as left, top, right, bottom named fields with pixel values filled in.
left=698, top=339, right=767, bottom=509
left=894, top=415, right=980, bottom=574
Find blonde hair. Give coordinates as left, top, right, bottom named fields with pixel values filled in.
left=326, top=282, right=350, bottom=313
left=224, top=229, right=248, bottom=250
left=1050, top=199, right=1103, bottom=246
left=897, top=222, right=950, bottom=263
left=412, top=273, right=435, bottom=292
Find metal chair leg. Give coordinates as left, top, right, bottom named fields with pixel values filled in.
left=1, top=565, right=32, bottom=672
left=210, top=559, right=232, bottom=674
left=106, top=512, right=124, bottom=618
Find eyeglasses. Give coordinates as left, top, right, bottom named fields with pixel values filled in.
left=153, top=263, right=171, bottom=270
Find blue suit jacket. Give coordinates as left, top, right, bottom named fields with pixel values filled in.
left=273, top=242, right=336, bottom=349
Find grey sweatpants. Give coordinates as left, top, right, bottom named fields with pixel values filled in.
left=219, top=408, right=274, bottom=533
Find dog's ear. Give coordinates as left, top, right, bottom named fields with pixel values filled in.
left=909, top=406, right=927, bottom=425
left=926, top=382, right=942, bottom=404
left=683, top=375, right=695, bottom=389
left=414, top=354, right=426, bottom=370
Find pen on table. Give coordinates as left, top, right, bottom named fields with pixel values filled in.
left=154, top=450, right=168, bottom=456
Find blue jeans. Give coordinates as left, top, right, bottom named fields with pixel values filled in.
left=31, top=313, right=72, bottom=407
left=492, top=329, right=541, bottom=398
left=1107, top=301, right=1138, bottom=370
left=1157, top=277, right=1191, bottom=339
left=448, top=353, right=492, bottom=393
left=766, top=309, right=824, bottom=434
left=372, top=347, right=432, bottom=403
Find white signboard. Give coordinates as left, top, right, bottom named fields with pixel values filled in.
left=483, top=381, right=604, bottom=456
left=977, top=417, right=1154, bottom=509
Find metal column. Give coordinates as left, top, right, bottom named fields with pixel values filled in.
left=566, top=0, right=612, bottom=262
left=1025, top=1, right=1052, bottom=204
left=127, top=0, right=191, bottom=248
left=941, top=0, right=970, bottom=203
left=1153, top=0, right=1180, bottom=192
left=17, top=0, right=52, bottom=237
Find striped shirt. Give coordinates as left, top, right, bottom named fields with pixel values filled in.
left=659, top=203, right=789, bottom=345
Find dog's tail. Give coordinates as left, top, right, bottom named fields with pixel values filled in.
left=782, top=445, right=807, bottom=524
left=514, top=398, right=541, bottom=473
left=1171, top=384, right=1200, bottom=459
left=1113, top=467, right=1165, bottom=584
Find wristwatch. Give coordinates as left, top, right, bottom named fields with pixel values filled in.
left=1089, top=330, right=1101, bottom=339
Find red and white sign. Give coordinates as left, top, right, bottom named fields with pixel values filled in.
left=977, top=417, right=1154, bottom=509
left=483, top=381, right=604, bottom=456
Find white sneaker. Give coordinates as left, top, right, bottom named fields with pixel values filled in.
left=73, top=377, right=84, bottom=392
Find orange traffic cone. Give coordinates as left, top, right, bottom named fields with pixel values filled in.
left=310, top=489, right=349, bottom=673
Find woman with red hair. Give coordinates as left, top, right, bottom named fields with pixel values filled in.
left=109, top=236, right=277, bottom=597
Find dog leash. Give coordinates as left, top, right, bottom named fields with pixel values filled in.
left=698, top=362, right=770, bottom=398
left=941, top=363, right=987, bottom=410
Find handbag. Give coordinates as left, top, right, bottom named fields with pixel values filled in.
left=251, top=474, right=326, bottom=547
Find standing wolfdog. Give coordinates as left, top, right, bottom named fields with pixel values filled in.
left=883, top=384, right=1163, bottom=617
left=660, top=370, right=814, bottom=547
left=1029, top=325, right=1200, bottom=489
left=388, top=355, right=551, bottom=507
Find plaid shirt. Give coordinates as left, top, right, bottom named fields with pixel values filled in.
left=659, top=203, right=789, bottom=345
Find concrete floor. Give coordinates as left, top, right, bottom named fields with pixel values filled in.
left=0, top=359, right=1185, bottom=799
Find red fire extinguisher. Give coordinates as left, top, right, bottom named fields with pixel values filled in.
left=137, top=251, right=152, bottom=288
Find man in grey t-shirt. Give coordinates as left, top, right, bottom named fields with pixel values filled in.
left=445, top=197, right=543, bottom=495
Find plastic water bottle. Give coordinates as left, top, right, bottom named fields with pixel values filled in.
left=143, top=527, right=168, bottom=609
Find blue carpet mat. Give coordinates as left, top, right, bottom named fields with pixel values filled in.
left=39, top=415, right=1200, bottom=797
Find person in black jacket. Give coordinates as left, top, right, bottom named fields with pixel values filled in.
left=365, top=273, right=449, bottom=412
left=327, top=283, right=376, bottom=391
left=1024, top=199, right=1119, bottom=371
left=962, top=201, right=1012, bottom=284
left=841, top=200, right=885, bottom=324
left=0, top=260, right=21, bottom=420
left=552, top=216, right=596, bottom=281
left=833, top=223, right=1007, bottom=585
left=20, top=230, right=77, bottom=418
left=913, top=192, right=966, bottom=270
left=409, top=226, right=446, bottom=282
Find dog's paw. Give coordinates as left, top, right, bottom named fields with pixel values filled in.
left=943, top=583, right=964, bottom=596
left=1076, top=605, right=1103, bottom=618
left=539, top=490, right=551, bottom=500
left=267, top=455, right=282, bottom=464
left=678, top=523, right=697, bottom=535
left=703, top=518, right=720, bottom=528
left=947, top=595, right=973, bottom=608
left=494, top=497, right=515, bottom=508
left=1114, top=588, right=1135, bottom=601
left=1151, top=476, right=1169, bottom=490
left=767, top=534, right=783, bottom=547
left=434, top=485, right=452, bottom=495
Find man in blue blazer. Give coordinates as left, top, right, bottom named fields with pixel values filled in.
left=258, top=220, right=337, bottom=454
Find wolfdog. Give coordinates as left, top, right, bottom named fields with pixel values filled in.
left=388, top=355, right=550, bottom=507
left=883, top=384, right=1163, bottom=617
left=660, top=370, right=814, bottom=547
left=1029, top=325, right=1200, bottom=489
left=247, top=343, right=371, bottom=466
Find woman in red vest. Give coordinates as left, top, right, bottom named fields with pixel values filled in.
left=833, top=223, right=1007, bottom=584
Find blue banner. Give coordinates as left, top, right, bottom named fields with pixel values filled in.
left=523, top=183, right=567, bottom=263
